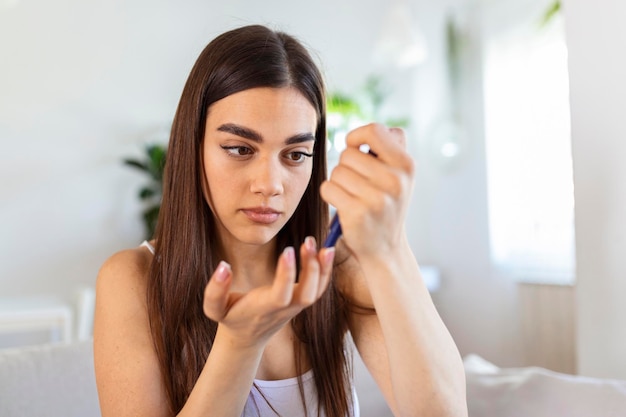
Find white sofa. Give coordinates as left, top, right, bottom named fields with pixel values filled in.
left=0, top=340, right=99, bottom=417
left=465, top=354, right=626, bottom=417
left=2, top=340, right=626, bottom=417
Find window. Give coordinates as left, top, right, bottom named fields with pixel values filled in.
left=483, top=1, right=575, bottom=284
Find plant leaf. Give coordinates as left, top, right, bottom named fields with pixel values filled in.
left=146, top=144, right=167, bottom=181
left=540, top=0, right=561, bottom=27
left=143, top=205, right=160, bottom=240
left=139, top=187, right=156, bottom=200
left=123, top=159, right=149, bottom=172
left=327, top=93, right=362, bottom=116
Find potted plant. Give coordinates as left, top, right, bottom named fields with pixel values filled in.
left=123, top=144, right=166, bottom=239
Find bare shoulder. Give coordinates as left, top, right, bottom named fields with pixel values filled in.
left=94, top=246, right=154, bottom=352
left=97, top=246, right=152, bottom=292
left=94, top=244, right=155, bottom=348
left=94, top=246, right=170, bottom=416
left=95, top=247, right=153, bottom=325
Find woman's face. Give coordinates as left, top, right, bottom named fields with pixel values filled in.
left=203, top=87, right=318, bottom=248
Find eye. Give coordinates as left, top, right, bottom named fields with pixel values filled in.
left=221, top=145, right=254, bottom=158
left=285, top=151, right=314, bottom=164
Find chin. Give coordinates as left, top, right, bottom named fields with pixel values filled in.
left=236, top=227, right=281, bottom=247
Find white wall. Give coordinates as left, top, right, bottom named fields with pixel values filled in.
left=409, top=0, right=528, bottom=367
left=564, top=0, right=626, bottom=379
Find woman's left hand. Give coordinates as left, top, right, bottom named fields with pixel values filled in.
left=320, top=123, right=415, bottom=259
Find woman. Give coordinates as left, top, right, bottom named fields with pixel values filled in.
left=94, top=24, right=467, bottom=417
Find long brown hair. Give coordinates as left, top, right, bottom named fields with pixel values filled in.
left=147, top=25, right=353, bottom=416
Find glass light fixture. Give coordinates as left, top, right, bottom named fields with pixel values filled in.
left=372, top=0, right=428, bottom=69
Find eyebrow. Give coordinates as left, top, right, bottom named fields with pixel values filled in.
left=216, top=123, right=315, bottom=145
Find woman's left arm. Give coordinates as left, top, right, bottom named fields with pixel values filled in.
left=321, top=124, right=468, bottom=417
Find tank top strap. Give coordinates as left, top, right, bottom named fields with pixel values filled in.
left=140, top=240, right=155, bottom=255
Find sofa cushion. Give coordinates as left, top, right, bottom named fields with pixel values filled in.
left=465, top=354, right=626, bottom=417
left=0, top=340, right=100, bottom=417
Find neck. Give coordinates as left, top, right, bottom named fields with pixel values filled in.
left=219, top=239, right=278, bottom=292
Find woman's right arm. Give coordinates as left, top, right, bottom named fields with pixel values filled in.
left=94, top=249, right=265, bottom=417
left=94, top=240, right=333, bottom=417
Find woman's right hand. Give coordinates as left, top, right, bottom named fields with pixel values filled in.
left=202, top=237, right=335, bottom=350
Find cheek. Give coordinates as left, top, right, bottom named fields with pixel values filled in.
left=206, top=170, right=239, bottom=198
left=202, top=157, right=237, bottom=211
left=288, top=167, right=314, bottom=202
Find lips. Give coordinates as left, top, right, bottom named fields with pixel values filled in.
left=241, top=207, right=281, bottom=224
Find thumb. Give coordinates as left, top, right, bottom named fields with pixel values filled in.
left=203, top=261, right=232, bottom=321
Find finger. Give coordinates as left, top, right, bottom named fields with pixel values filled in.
left=316, top=247, right=335, bottom=298
left=324, top=149, right=396, bottom=218
left=203, top=261, right=232, bottom=321
left=341, top=146, right=412, bottom=200
left=345, top=123, right=413, bottom=172
left=292, top=236, right=321, bottom=306
left=339, top=146, right=392, bottom=180
left=346, top=123, right=406, bottom=152
left=329, top=161, right=371, bottom=198
left=389, top=126, right=406, bottom=147
left=319, top=178, right=360, bottom=215
left=271, top=246, right=296, bottom=307
left=330, top=156, right=393, bottom=198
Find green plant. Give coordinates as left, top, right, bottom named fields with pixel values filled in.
left=540, top=0, right=561, bottom=27
left=124, top=144, right=167, bottom=239
left=326, top=92, right=362, bottom=148
left=327, top=75, right=410, bottom=148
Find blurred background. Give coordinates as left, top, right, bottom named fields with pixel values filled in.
left=1, top=0, right=624, bottom=399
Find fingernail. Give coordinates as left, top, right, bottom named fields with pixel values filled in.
left=215, top=261, right=230, bottom=282
left=305, top=236, right=316, bottom=252
left=324, top=247, right=335, bottom=267
left=284, top=246, right=295, bottom=266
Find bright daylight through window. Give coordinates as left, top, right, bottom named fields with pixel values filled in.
left=483, top=2, right=575, bottom=285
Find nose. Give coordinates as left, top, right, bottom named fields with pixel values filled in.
left=249, top=157, right=284, bottom=197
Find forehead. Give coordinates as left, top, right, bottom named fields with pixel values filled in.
left=206, top=87, right=318, bottom=136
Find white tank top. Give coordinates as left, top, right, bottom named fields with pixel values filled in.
left=140, top=241, right=360, bottom=416
left=243, top=369, right=359, bottom=417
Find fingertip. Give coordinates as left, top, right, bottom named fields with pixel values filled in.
left=272, top=247, right=296, bottom=306
left=323, top=247, right=336, bottom=267
left=204, top=261, right=232, bottom=321
left=304, top=236, right=316, bottom=254
left=214, top=260, right=232, bottom=283
left=277, top=246, right=296, bottom=283
left=283, top=246, right=295, bottom=267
